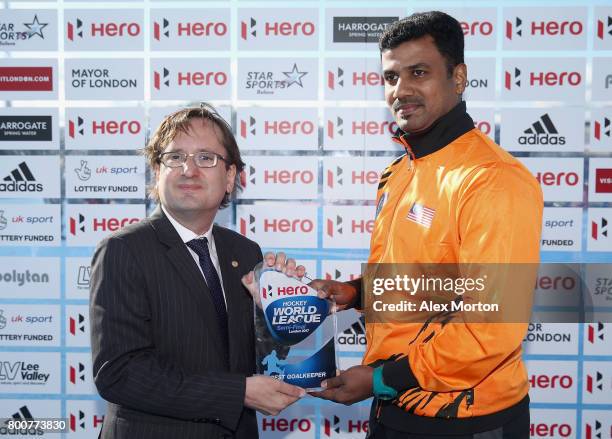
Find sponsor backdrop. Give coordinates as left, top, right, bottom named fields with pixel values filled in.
left=1, top=0, right=611, bottom=437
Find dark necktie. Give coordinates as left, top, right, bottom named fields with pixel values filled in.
left=186, top=237, right=229, bottom=366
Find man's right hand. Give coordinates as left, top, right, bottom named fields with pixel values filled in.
left=308, top=279, right=358, bottom=311
left=244, top=376, right=305, bottom=416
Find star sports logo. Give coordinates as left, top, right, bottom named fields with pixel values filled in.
left=327, top=68, right=345, bottom=90
left=327, top=117, right=344, bottom=139
left=241, top=18, right=257, bottom=40
left=283, top=64, right=307, bottom=87
left=505, top=17, right=523, bottom=39
left=66, top=18, right=84, bottom=41
left=505, top=67, right=521, bottom=90
left=153, top=18, right=170, bottom=40
left=23, top=15, right=48, bottom=39
left=239, top=214, right=255, bottom=235
left=153, top=68, right=171, bottom=89
left=240, top=116, right=256, bottom=138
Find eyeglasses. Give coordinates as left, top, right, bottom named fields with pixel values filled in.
left=159, top=151, right=227, bottom=168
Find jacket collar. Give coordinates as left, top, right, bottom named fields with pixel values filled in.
left=392, top=101, right=474, bottom=159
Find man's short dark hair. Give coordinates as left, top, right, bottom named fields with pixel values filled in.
left=379, top=11, right=464, bottom=76
left=144, top=103, right=244, bottom=208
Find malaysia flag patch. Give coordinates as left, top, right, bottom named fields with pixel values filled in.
left=406, top=202, right=435, bottom=228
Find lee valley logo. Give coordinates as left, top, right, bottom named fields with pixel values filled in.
left=333, top=16, right=398, bottom=43
left=0, top=362, right=50, bottom=384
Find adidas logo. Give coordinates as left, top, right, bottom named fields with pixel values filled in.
left=9, top=405, right=34, bottom=422
left=518, top=113, right=566, bottom=146
left=4, top=405, right=44, bottom=434
left=0, top=162, right=43, bottom=192
left=337, top=317, right=366, bottom=345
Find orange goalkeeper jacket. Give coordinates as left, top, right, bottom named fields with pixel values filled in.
left=362, top=102, right=543, bottom=435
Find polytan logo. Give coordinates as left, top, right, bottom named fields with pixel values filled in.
left=151, top=58, right=231, bottom=100
left=591, top=58, right=612, bottom=102
left=236, top=204, right=317, bottom=248
left=66, top=204, right=145, bottom=247
left=65, top=58, right=144, bottom=100
left=503, top=7, right=586, bottom=51
left=236, top=107, right=318, bottom=150
left=540, top=207, right=582, bottom=252
left=502, top=58, right=585, bottom=102
left=520, top=157, right=583, bottom=202
left=65, top=107, right=145, bottom=151
left=325, top=58, right=384, bottom=101
left=151, top=9, right=229, bottom=51
left=239, top=58, right=317, bottom=100
left=65, top=9, right=144, bottom=51
left=323, top=107, right=401, bottom=152
left=0, top=156, right=60, bottom=198
left=238, top=8, right=318, bottom=51
left=0, top=10, right=57, bottom=51
left=525, top=360, right=577, bottom=403
left=323, top=206, right=376, bottom=249
left=239, top=156, right=318, bottom=200
left=0, top=257, right=60, bottom=300
left=530, top=409, right=575, bottom=438
left=463, top=58, right=495, bottom=101
left=500, top=108, right=583, bottom=152
left=323, top=157, right=388, bottom=200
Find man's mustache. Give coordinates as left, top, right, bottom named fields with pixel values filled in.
left=392, top=99, right=424, bottom=111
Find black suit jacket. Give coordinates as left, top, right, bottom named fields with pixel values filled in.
left=90, top=208, right=262, bottom=439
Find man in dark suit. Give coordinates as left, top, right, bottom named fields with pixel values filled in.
left=90, top=104, right=304, bottom=439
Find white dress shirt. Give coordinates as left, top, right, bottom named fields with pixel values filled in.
left=162, top=205, right=227, bottom=308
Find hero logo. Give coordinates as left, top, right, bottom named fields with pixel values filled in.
left=69, top=410, right=104, bottom=432
left=322, top=416, right=368, bottom=436
left=69, top=362, right=85, bottom=384
left=67, top=19, right=141, bottom=40
left=239, top=116, right=314, bottom=138
left=594, top=117, right=611, bottom=140
left=68, top=116, right=141, bottom=138
left=597, top=16, right=612, bottom=40
left=592, top=217, right=609, bottom=240
left=584, top=420, right=607, bottom=439
left=586, top=371, right=605, bottom=393
left=327, top=117, right=397, bottom=139
left=261, top=417, right=312, bottom=432
left=473, top=120, right=492, bottom=136
left=461, top=20, right=493, bottom=36
left=325, top=269, right=359, bottom=281
left=534, top=170, right=579, bottom=187
left=535, top=274, right=576, bottom=291
left=529, top=373, right=573, bottom=389
left=530, top=423, right=572, bottom=438
left=0, top=161, right=42, bottom=193
left=506, top=17, right=583, bottom=39
left=505, top=68, right=581, bottom=90
left=327, top=68, right=383, bottom=90
left=153, top=19, right=227, bottom=40
left=240, top=165, right=314, bottom=187
left=69, top=313, right=86, bottom=336
left=520, top=113, right=565, bottom=145
left=153, top=67, right=227, bottom=89
left=587, top=322, right=605, bottom=344
left=240, top=166, right=256, bottom=186
left=69, top=214, right=139, bottom=235
left=327, top=166, right=378, bottom=188
left=338, top=317, right=366, bottom=346
left=240, top=17, right=315, bottom=40
left=596, top=169, right=612, bottom=193
left=240, top=214, right=255, bottom=235
left=261, top=284, right=308, bottom=299
left=327, top=215, right=374, bottom=237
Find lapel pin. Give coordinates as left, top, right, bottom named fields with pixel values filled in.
left=232, top=260, right=239, bottom=268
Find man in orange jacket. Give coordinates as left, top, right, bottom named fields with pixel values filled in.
left=311, top=11, right=543, bottom=439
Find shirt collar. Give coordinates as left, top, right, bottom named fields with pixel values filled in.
left=392, top=101, right=475, bottom=159
left=161, top=205, right=213, bottom=244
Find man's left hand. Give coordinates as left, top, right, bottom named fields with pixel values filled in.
left=310, top=366, right=374, bottom=405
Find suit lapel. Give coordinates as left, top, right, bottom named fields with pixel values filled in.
left=149, top=208, right=226, bottom=349
left=213, top=226, right=251, bottom=370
